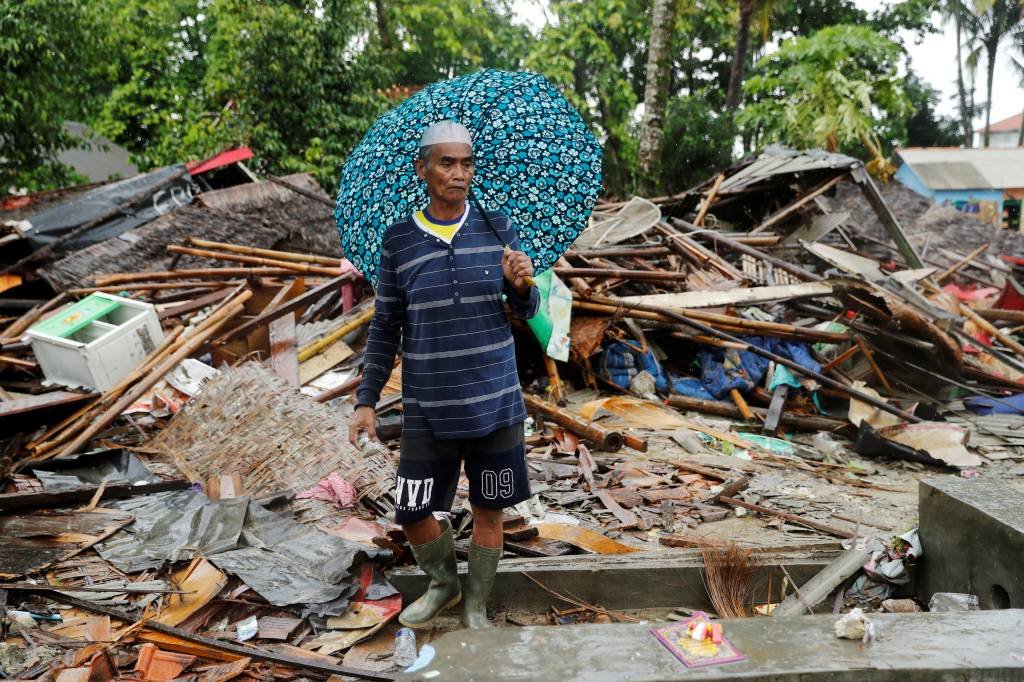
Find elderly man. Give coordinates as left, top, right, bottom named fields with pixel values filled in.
left=349, top=120, right=538, bottom=629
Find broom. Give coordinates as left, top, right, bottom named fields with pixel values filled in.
left=700, top=542, right=759, bottom=619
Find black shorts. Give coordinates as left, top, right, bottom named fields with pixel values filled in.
left=393, top=423, right=531, bottom=524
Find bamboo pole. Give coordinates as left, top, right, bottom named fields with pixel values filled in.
left=694, top=173, right=724, bottom=226
left=960, top=301, right=1024, bottom=360
left=187, top=238, right=341, bottom=267
left=54, top=293, right=252, bottom=457
left=602, top=295, right=920, bottom=423
left=0, top=293, right=69, bottom=343
left=167, top=245, right=343, bottom=276
left=977, top=308, right=1024, bottom=324
left=675, top=218, right=825, bottom=283
left=575, top=298, right=851, bottom=343
left=936, top=243, right=988, bottom=284
left=29, top=327, right=186, bottom=456
left=853, top=335, right=893, bottom=394
left=95, top=268, right=297, bottom=285
left=297, top=306, right=374, bottom=362
left=69, top=282, right=232, bottom=295
left=553, top=267, right=690, bottom=282
left=523, top=392, right=625, bottom=452
left=666, top=395, right=850, bottom=432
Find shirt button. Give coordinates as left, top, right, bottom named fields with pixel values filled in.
left=451, top=267, right=456, bottom=271
left=453, top=279, right=458, bottom=283
left=484, top=269, right=490, bottom=275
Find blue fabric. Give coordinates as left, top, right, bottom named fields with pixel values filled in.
left=672, top=376, right=716, bottom=400
left=355, top=204, right=539, bottom=439
left=334, top=69, right=603, bottom=287
left=699, top=336, right=820, bottom=400
left=597, top=342, right=669, bottom=393
left=964, top=393, right=1024, bottom=415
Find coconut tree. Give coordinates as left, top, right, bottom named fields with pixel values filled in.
left=968, top=0, right=1023, bottom=146
left=942, top=0, right=978, bottom=146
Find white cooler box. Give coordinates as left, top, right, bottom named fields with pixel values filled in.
left=24, top=292, right=164, bottom=392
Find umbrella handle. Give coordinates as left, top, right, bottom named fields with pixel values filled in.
left=502, top=245, right=536, bottom=287
left=473, top=193, right=536, bottom=287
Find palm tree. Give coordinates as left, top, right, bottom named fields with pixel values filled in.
left=942, top=0, right=976, bottom=146
left=968, top=0, right=1023, bottom=146
left=637, top=0, right=678, bottom=195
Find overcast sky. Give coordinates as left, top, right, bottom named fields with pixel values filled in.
left=512, top=0, right=1024, bottom=130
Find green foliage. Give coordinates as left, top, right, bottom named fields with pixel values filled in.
left=0, top=0, right=109, bottom=190
left=383, top=0, right=530, bottom=83
left=739, top=25, right=911, bottom=173
left=526, top=0, right=651, bottom=196
left=1, top=0, right=980, bottom=195
left=902, top=72, right=963, bottom=147
left=660, top=97, right=734, bottom=194
left=93, top=0, right=392, bottom=190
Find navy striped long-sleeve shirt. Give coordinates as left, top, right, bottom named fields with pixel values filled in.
left=355, top=203, right=540, bottom=439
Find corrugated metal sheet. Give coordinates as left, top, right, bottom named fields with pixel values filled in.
left=897, top=148, right=1024, bottom=190
left=719, top=147, right=859, bottom=195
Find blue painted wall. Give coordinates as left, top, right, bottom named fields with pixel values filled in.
left=894, top=162, right=1005, bottom=216
left=894, top=163, right=933, bottom=198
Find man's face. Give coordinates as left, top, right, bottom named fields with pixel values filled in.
left=416, top=142, right=474, bottom=204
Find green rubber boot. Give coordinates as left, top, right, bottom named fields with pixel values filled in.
left=461, top=542, right=501, bottom=629
left=398, top=521, right=462, bottom=629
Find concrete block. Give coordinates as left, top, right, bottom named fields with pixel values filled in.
left=918, top=477, right=1024, bottom=609
left=402, top=610, right=1024, bottom=681
left=390, top=548, right=839, bottom=613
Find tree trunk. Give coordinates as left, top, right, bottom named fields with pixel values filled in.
left=983, top=40, right=997, bottom=147
left=954, top=5, right=972, bottom=147
left=637, top=0, right=679, bottom=196
left=1018, top=104, right=1024, bottom=146
left=373, top=0, right=393, bottom=51
left=725, top=0, right=756, bottom=111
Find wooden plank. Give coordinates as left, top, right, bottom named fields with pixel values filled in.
left=43, top=592, right=398, bottom=681
left=595, top=489, right=640, bottom=528
left=269, top=312, right=299, bottom=386
left=772, top=548, right=871, bottom=617
left=0, top=480, right=190, bottom=512
left=534, top=523, right=640, bottom=554
left=619, top=282, right=833, bottom=309
left=298, top=340, right=354, bottom=385
left=0, top=391, right=93, bottom=418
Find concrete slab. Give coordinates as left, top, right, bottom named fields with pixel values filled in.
left=918, top=477, right=1024, bottom=609
left=401, top=610, right=1024, bottom=681
left=388, top=549, right=840, bottom=613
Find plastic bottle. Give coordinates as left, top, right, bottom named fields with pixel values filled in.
left=393, top=627, right=418, bottom=668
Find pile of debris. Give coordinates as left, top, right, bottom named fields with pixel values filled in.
left=2, top=146, right=1024, bottom=678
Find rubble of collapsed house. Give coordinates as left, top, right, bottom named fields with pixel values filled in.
left=2, top=146, right=1024, bottom=680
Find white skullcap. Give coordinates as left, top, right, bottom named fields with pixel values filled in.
left=420, top=120, right=472, bottom=148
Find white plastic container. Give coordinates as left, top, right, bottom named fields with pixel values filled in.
left=24, top=292, right=164, bottom=392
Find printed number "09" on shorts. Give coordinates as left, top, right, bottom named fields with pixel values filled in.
left=481, top=468, right=514, bottom=500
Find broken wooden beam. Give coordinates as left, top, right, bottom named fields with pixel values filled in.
left=41, top=591, right=397, bottom=681
left=601, top=296, right=919, bottom=423
left=523, top=393, right=625, bottom=452
left=676, top=218, right=825, bottom=283
left=552, top=267, right=690, bottom=282
left=936, top=243, right=988, bottom=284
left=0, top=480, right=190, bottom=512
left=772, top=548, right=871, bottom=617
left=719, top=496, right=857, bottom=539
left=665, top=395, right=850, bottom=432
left=167, top=245, right=343, bottom=277
left=187, top=238, right=341, bottom=267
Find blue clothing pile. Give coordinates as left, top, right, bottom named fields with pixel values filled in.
left=596, top=337, right=820, bottom=401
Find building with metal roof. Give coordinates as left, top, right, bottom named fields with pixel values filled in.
left=974, top=112, right=1023, bottom=148
left=893, top=147, right=1024, bottom=231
